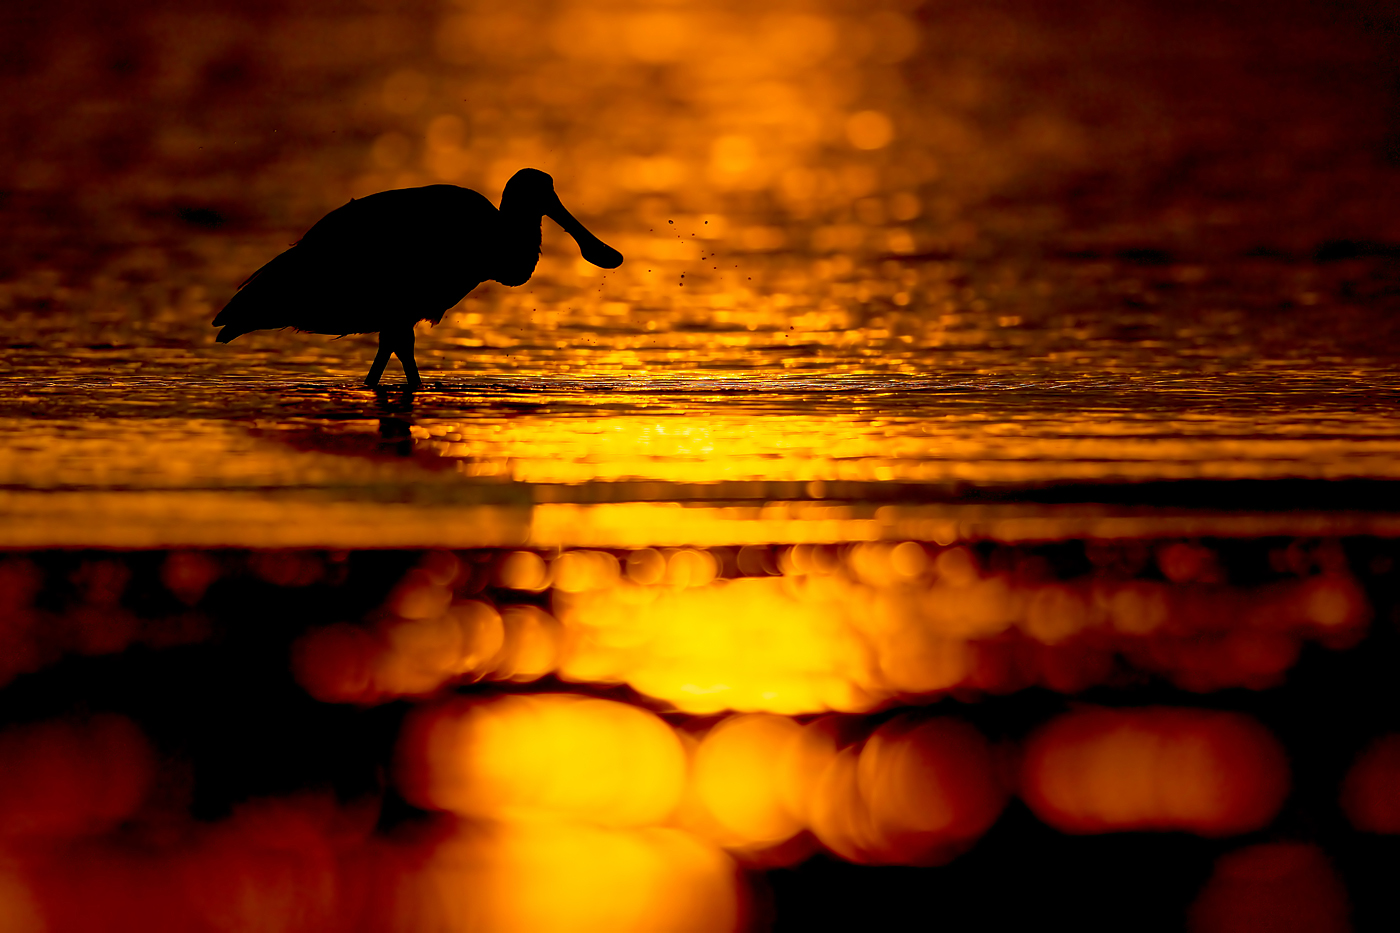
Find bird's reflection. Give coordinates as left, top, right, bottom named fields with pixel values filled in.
left=378, top=417, right=413, bottom=458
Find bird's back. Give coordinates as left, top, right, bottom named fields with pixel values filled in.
left=214, top=185, right=500, bottom=340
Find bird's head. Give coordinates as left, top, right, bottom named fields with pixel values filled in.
left=501, top=168, right=623, bottom=269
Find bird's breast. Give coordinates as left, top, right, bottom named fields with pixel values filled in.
left=491, top=256, right=540, bottom=288
left=487, top=220, right=543, bottom=287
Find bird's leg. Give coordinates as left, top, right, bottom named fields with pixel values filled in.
left=365, top=334, right=394, bottom=388
left=391, top=326, right=422, bottom=390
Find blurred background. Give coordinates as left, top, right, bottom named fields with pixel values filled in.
left=4, top=0, right=1400, bottom=371
left=4, top=0, right=1400, bottom=930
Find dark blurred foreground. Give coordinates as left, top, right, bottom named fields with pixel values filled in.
left=0, top=538, right=1398, bottom=931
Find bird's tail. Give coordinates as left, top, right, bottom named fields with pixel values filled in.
left=212, top=247, right=302, bottom=340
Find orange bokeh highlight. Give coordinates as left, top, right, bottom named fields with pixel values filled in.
left=292, top=546, right=1370, bottom=715
left=1189, top=843, right=1351, bottom=933
left=680, top=713, right=1006, bottom=866
left=292, top=622, right=381, bottom=704
left=0, top=715, right=153, bottom=841
left=398, top=694, right=687, bottom=828
left=1341, top=733, right=1400, bottom=833
left=1021, top=707, right=1290, bottom=836
left=397, top=694, right=1006, bottom=872
left=292, top=553, right=513, bottom=703
left=0, top=788, right=738, bottom=933
left=399, top=821, right=738, bottom=933
left=159, top=551, right=222, bottom=605
left=805, top=715, right=1006, bottom=865
left=392, top=693, right=739, bottom=932
left=689, top=713, right=808, bottom=850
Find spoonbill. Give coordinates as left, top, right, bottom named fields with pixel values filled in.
left=212, top=168, right=622, bottom=388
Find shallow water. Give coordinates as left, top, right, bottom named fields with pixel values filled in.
left=3, top=280, right=1400, bottom=545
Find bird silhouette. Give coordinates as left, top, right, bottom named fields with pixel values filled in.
left=212, top=168, right=622, bottom=388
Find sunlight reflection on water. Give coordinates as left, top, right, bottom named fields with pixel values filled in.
left=1, top=356, right=1399, bottom=546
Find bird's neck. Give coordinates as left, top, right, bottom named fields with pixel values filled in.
left=492, top=212, right=543, bottom=287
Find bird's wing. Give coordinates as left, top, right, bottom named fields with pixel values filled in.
left=298, top=185, right=498, bottom=254
left=214, top=185, right=501, bottom=337
left=232, top=252, right=282, bottom=292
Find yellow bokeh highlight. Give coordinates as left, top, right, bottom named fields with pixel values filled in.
left=494, top=605, right=561, bottom=682
left=556, top=574, right=880, bottom=714
left=292, top=543, right=1371, bottom=714
left=409, top=821, right=737, bottom=933
left=553, top=548, right=622, bottom=593
left=376, top=601, right=503, bottom=694
left=399, top=694, right=687, bottom=828
left=293, top=552, right=512, bottom=702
